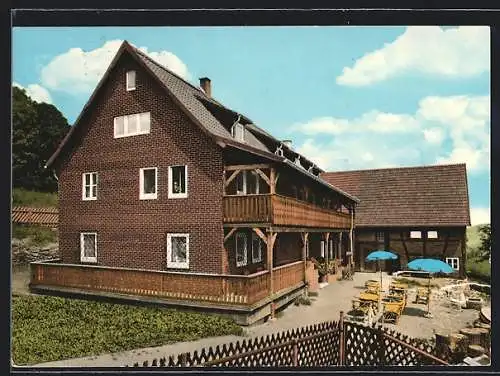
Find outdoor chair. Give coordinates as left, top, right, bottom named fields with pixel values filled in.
left=382, top=301, right=403, bottom=324
left=415, top=287, right=430, bottom=304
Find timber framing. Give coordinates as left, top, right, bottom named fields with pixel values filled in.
left=223, top=224, right=348, bottom=233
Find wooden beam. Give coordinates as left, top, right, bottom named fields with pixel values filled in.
left=225, top=163, right=271, bottom=171
left=301, top=232, right=309, bottom=290
left=224, top=170, right=240, bottom=187
left=267, top=232, right=277, bottom=318
left=270, top=168, right=276, bottom=194
left=441, top=231, right=450, bottom=259
left=255, top=169, right=271, bottom=187
left=275, top=172, right=280, bottom=185
left=252, top=227, right=268, bottom=245
left=400, top=232, right=410, bottom=266
left=224, top=227, right=238, bottom=243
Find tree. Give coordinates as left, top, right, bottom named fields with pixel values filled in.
left=12, top=86, right=69, bottom=192
left=478, top=224, right=491, bottom=261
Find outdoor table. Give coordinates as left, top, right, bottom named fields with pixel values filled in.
left=359, top=292, right=379, bottom=302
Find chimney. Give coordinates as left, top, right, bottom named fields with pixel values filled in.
left=199, top=77, right=211, bottom=98
left=282, top=139, right=293, bottom=149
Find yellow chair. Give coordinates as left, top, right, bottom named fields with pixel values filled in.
left=415, top=287, right=430, bottom=304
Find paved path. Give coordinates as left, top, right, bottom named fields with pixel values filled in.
left=23, top=272, right=482, bottom=368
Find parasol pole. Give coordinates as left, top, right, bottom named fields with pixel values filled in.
left=426, top=274, right=431, bottom=316
left=379, top=259, right=382, bottom=313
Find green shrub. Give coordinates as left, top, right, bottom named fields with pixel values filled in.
left=12, top=224, right=57, bottom=246
left=12, top=295, right=243, bottom=365
left=12, top=188, right=58, bottom=208
left=466, top=257, right=491, bottom=284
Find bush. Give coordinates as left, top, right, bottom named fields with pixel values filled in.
left=12, top=295, right=243, bottom=365
left=12, top=224, right=57, bottom=246
left=12, top=188, right=58, bottom=208
left=466, top=257, right=491, bottom=284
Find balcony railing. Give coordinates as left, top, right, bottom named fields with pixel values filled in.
left=223, top=194, right=351, bottom=229
left=30, top=260, right=306, bottom=307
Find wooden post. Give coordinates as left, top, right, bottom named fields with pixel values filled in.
left=339, top=311, right=345, bottom=366
left=270, top=168, right=276, bottom=194
left=267, top=232, right=277, bottom=319
left=324, top=233, right=330, bottom=281
left=349, top=207, right=354, bottom=271
left=301, top=232, right=309, bottom=294
left=461, top=227, right=467, bottom=278
left=292, top=339, right=299, bottom=366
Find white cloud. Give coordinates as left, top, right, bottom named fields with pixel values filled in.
left=292, top=110, right=419, bottom=136
left=422, top=127, right=445, bottom=145
left=13, top=82, right=53, bottom=104
left=337, top=26, right=490, bottom=86
left=470, top=207, right=490, bottom=226
left=292, top=94, right=489, bottom=173
left=40, top=40, right=190, bottom=94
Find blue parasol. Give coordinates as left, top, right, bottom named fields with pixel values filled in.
left=365, top=250, right=398, bottom=310
left=407, top=258, right=454, bottom=316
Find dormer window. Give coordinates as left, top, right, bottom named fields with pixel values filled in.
left=231, top=123, right=245, bottom=142
left=126, top=70, right=136, bottom=91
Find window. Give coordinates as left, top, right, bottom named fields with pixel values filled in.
left=376, top=231, right=384, bottom=242
left=410, top=231, right=422, bottom=239
left=140, top=167, right=157, bottom=200
left=126, top=70, right=136, bottom=91
left=446, top=257, right=459, bottom=271
left=235, top=171, right=247, bottom=195
left=251, top=233, right=262, bottom=263
left=114, top=112, right=150, bottom=138
left=80, top=232, right=97, bottom=263
left=231, top=123, right=245, bottom=142
left=167, top=234, right=189, bottom=269
left=235, top=233, right=248, bottom=267
left=427, top=231, right=438, bottom=239
left=246, top=171, right=260, bottom=195
left=168, top=165, right=188, bottom=198
left=82, top=172, right=98, bottom=200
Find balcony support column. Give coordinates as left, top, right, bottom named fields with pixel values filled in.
left=348, top=206, right=355, bottom=273
left=323, top=232, right=330, bottom=281
left=301, top=232, right=309, bottom=295
left=270, top=168, right=276, bottom=194
left=267, top=231, right=277, bottom=319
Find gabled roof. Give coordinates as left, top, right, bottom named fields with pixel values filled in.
left=45, top=40, right=358, bottom=204
left=320, top=163, right=471, bottom=227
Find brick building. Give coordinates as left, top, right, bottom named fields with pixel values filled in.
left=30, top=41, right=358, bottom=324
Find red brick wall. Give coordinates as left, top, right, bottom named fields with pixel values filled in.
left=57, top=51, right=224, bottom=274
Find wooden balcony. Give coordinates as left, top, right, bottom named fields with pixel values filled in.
left=30, top=260, right=306, bottom=308
left=223, top=194, right=351, bottom=229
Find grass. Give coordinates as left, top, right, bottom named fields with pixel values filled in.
left=393, top=277, right=438, bottom=288
left=11, top=295, right=244, bottom=365
left=12, top=188, right=58, bottom=208
left=12, top=223, right=58, bottom=247
left=466, top=257, right=491, bottom=284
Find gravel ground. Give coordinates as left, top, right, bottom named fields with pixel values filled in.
left=12, top=271, right=488, bottom=368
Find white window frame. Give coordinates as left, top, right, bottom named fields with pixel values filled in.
left=231, top=123, right=245, bottom=142
left=235, top=233, right=248, bottom=267
left=410, top=231, right=422, bottom=239
left=446, top=257, right=459, bottom=271
left=251, top=233, right=262, bottom=263
left=126, top=70, right=136, bottom=91
left=427, top=231, right=438, bottom=239
left=82, top=172, right=98, bottom=201
left=139, top=167, right=158, bottom=200
left=114, top=112, right=150, bottom=138
left=80, top=232, right=97, bottom=263
left=166, top=233, right=189, bottom=269
left=168, top=165, right=188, bottom=199
left=376, top=231, right=385, bottom=242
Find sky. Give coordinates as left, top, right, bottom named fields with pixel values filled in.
left=12, top=26, right=490, bottom=225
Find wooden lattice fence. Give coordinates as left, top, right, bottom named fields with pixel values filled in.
left=130, top=312, right=448, bottom=368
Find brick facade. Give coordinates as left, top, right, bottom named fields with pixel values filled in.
left=57, top=51, right=225, bottom=274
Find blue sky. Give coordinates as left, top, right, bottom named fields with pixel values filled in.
left=12, top=26, right=490, bottom=225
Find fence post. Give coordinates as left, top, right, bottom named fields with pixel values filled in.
left=292, top=339, right=298, bottom=366
left=181, top=352, right=187, bottom=367
left=338, top=311, right=344, bottom=366
left=378, top=325, right=385, bottom=366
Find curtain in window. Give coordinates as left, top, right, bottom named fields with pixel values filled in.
left=83, top=235, right=96, bottom=257
left=171, top=236, right=187, bottom=263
